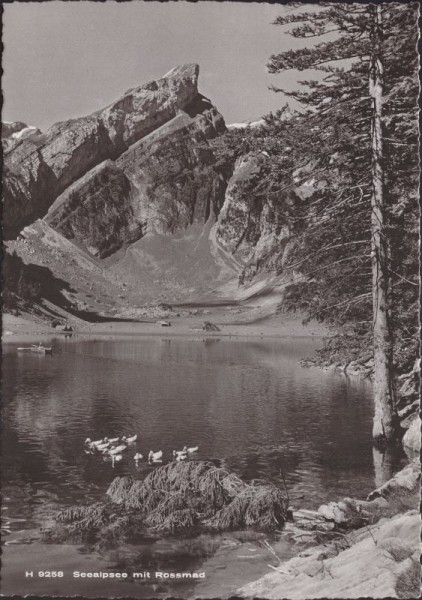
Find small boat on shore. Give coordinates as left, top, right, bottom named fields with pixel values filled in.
left=17, top=344, right=52, bottom=355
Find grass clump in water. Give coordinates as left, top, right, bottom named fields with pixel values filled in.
left=53, top=461, right=288, bottom=542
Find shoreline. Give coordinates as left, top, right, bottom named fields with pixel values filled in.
left=2, top=311, right=328, bottom=345
left=3, top=331, right=328, bottom=343
left=236, top=457, right=420, bottom=599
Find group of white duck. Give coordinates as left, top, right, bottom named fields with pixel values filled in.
left=84, top=435, right=198, bottom=468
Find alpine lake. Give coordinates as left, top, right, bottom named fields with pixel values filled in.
left=1, top=334, right=406, bottom=598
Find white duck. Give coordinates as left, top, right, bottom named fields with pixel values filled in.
left=107, top=437, right=120, bottom=444
left=85, top=437, right=105, bottom=447
left=111, top=454, right=123, bottom=467
left=134, top=452, right=143, bottom=462
left=148, top=450, right=163, bottom=463
left=186, top=446, right=198, bottom=453
left=173, top=449, right=187, bottom=459
left=108, top=443, right=128, bottom=456
left=96, top=441, right=111, bottom=451
left=122, top=434, right=137, bottom=444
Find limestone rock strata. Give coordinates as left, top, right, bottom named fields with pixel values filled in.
left=215, top=155, right=303, bottom=284
left=3, top=64, right=205, bottom=238
left=43, top=92, right=226, bottom=256
left=115, top=94, right=227, bottom=236
left=45, top=161, right=142, bottom=258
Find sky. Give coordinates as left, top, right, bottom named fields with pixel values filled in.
left=2, top=2, right=315, bottom=130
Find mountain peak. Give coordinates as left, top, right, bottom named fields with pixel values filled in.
left=104, top=63, right=201, bottom=126
left=3, top=62, right=224, bottom=240
left=163, top=63, right=199, bottom=82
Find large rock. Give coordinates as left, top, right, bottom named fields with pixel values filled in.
left=238, top=511, right=420, bottom=599
left=402, top=418, right=420, bottom=459
left=317, top=499, right=365, bottom=528
left=3, top=64, right=216, bottom=239
left=367, top=459, right=420, bottom=503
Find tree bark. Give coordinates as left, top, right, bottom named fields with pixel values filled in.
left=369, top=5, right=397, bottom=446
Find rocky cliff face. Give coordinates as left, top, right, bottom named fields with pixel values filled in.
left=45, top=160, right=142, bottom=258
left=216, top=154, right=304, bottom=284
left=43, top=94, right=226, bottom=257
left=115, top=94, right=227, bottom=235
left=2, top=121, right=42, bottom=153
left=3, top=64, right=302, bottom=304
left=3, top=64, right=224, bottom=241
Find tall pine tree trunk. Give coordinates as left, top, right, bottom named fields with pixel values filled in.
left=369, top=5, right=397, bottom=446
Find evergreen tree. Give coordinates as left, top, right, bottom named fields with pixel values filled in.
left=265, top=2, right=419, bottom=446
left=2, top=251, right=42, bottom=311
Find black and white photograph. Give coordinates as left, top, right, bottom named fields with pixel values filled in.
left=1, top=2, right=420, bottom=598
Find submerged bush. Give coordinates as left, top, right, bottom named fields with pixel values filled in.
left=53, top=461, right=288, bottom=543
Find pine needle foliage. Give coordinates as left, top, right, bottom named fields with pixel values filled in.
left=53, top=461, right=288, bottom=543
left=209, top=4, right=418, bottom=380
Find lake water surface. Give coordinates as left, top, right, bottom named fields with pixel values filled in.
left=1, top=335, right=404, bottom=597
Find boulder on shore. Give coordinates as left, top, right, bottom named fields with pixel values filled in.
left=238, top=511, right=420, bottom=599
left=239, top=460, right=420, bottom=599
left=203, top=321, right=220, bottom=332
left=402, top=418, right=420, bottom=458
